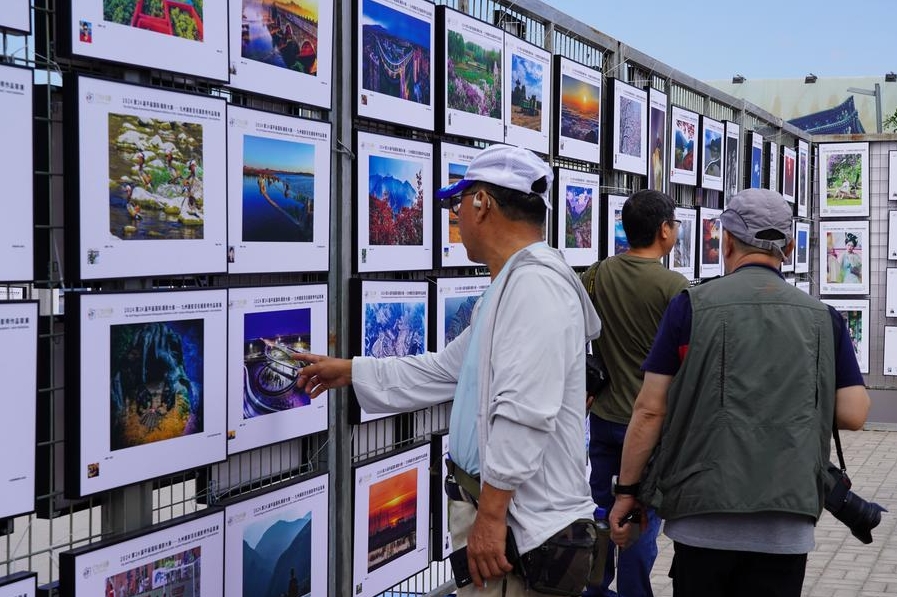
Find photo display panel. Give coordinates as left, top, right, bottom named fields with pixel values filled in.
left=794, top=220, right=810, bottom=274
left=555, top=168, right=600, bottom=267
left=223, top=473, right=328, bottom=597
left=0, top=64, right=33, bottom=282
left=887, top=268, right=897, bottom=317
left=669, top=106, right=698, bottom=186
left=723, top=121, right=740, bottom=202
left=818, top=142, right=870, bottom=217
left=436, top=142, right=480, bottom=267
left=61, top=510, right=225, bottom=597
left=0, top=301, right=37, bottom=519
left=433, top=276, right=489, bottom=352
left=697, top=207, right=723, bottom=279
left=355, top=131, right=433, bottom=273
left=890, top=150, right=897, bottom=201
left=227, top=0, right=334, bottom=108
left=670, top=207, right=697, bottom=279
left=0, top=1, right=30, bottom=33
left=797, top=139, right=809, bottom=217
left=351, top=279, right=428, bottom=423
left=647, top=88, right=668, bottom=192
left=555, top=55, right=601, bottom=163
left=699, top=116, right=724, bottom=191
left=226, top=285, right=328, bottom=455
left=439, top=7, right=504, bottom=142
left=885, top=326, right=897, bottom=376
left=608, top=79, right=647, bottom=176
left=0, top=573, right=35, bottom=597
left=62, top=1, right=228, bottom=80
left=356, top=0, right=434, bottom=130
left=781, top=145, right=797, bottom=203
left=605, top=194, right=628, bottom=258
left=822, top=299, right=869, bottom=374
left=430, top=432, right=451, bottom=561
left=503, top=34, right=551, bottom=153
left=766, top=140, right=778, bottom=191
left=67, top=289, right=227, bottom=497
left=796, top=280, right=810, bottom=294
left=890, top=211, right=897, bottom=260
left=352, top=443, right=431, bottom=597
left=781, top=225, right=795, bottom=274
left=67, top=75, right=227, bottom=280
left=226, top=105, right=330, bottom=274
left=748, top=131, right=763, bottom=189
left=818, top=220, right=869, bottom=295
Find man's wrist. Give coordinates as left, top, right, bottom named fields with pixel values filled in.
left=611, top=475, right=641, bottom=496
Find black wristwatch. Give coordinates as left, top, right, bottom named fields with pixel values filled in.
left=612, top=475, right=640, bottom=496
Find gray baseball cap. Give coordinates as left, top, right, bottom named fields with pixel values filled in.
left=719, top=188, right=793, bottom=257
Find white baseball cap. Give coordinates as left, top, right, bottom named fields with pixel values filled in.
left=436, top=144, right=553, bottom=209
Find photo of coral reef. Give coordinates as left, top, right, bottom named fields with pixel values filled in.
left=103, top=0, right=205, bottom=41
left=360, top=0, right=430, bottom=104
left=243, top=508, right=313, bottom=597
left=108, top=113, right=205, bottom=240
left=367, top=468, right=417, bottom=573
left=560, top=75, right=600, bottom=144
left=110, top=320, right=204, bottom=451
left=105, top=547, right=202, bottom=597
left=242, top=134, right=315, bottom=243
left=510, top=54, right=543, bottom=131
left=564, top=184, right=593, bottom=249
left=242, top=307, right=312, bottom=419
left=446, top=28, right=501, bottom=118
left=368, top=154, right=424, bottom=246
left=363, top=300, right=426, bottom=358
left=240, top=0, right=319, bottom=74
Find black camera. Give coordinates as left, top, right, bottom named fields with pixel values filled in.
left=824, top=463, right=886, bottom=544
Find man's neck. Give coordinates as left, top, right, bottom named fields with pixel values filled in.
left=626, top=243, right=666, bottom=260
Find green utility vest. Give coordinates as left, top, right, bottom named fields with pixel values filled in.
left=641, top=266, right=836, bottom=521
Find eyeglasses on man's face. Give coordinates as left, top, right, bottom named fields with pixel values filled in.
left=441, top=192, right=475, bottom=215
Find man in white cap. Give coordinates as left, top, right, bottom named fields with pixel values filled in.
left=608, top=188, right=870, bottom=597
left=298, top=144, right=602, bottom=595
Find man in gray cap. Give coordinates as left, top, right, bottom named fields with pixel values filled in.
left=297, top=144, right=602, bottom=595
left=607, top=188, right=870, bottom=597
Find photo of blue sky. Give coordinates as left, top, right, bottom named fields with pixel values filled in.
left=362, top=0, right=430, bottom=49
left=244, top=135, right=314, bottom=173
left=511, top=54, right=543, bottom=101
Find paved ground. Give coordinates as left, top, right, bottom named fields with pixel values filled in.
left=645, top=428, right=897, bottom=597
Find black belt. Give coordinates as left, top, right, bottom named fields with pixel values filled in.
left=445, top=458, right=481, bottom=507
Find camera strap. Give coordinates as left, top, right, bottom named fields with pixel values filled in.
left=833, top=423, right=847, bottom=473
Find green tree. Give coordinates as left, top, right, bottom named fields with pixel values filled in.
left=885, top=107, right=897, bottom=133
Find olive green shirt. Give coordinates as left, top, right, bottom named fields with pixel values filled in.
left=589, top=253, right=688, bottom=423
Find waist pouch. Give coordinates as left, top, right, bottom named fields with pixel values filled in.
left=516, top=518, right=607, bottom=596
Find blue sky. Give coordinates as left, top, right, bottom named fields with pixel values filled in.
left=548, top=0, right=894, bottom=80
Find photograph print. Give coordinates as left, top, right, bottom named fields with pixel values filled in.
left=797, top=139, right=809, bottom=217
left=819, top=142, right=870, bottom=217
left=699, top=116, right=724, bottom=191
left=555, top=168, right=600, bottom=266
left=669, top=106, right=698, bottom=186
left=608, top=79, right=648, bottom=175
left=555, top=55, right=601, bottom=163
left=606, top=194, right=629, bottom=257
left=890, top=150, right=897, bottom=201
left=794, top=220, right=810, bottom=274
left=227, top=285, right=328, bottom=454
left=352, top=444, right=430, bottom=597
left=503, top=34, right=551, bottom=153
left=723, top=121, right=740, bottom=202
left=105, top=546, right=203, bottom=597
left=698, top=207, right=722, bottom=279
left=440, top=7, right=503, bottom=142
left=227, top=106, right=330, bottom=274
left=647, top=88, right=668, bottom=191
left=781, top=145, right=796, bottom=203
left=669, top=206, right=696, bottom=278
left=436, top=142, right=480, bottom=267
left=885, top=326, right=897, bottom=376
left=228, top=477, right=328, bottom=597
left=749, top=131, right=763, bottom=189
left=822, top=299, right=869, bottom=374
left=69, top=289, right=226, bottom=497
left=434, top=276, right=490, bottom=351
left=228, top=0, right=333, bottom=107
left=766, top=140, right=778, bottom=191
left=70, top=75, right=227, bottom=280
left=0, top=573, right=36, bottom=597
left=890, top=211, right=897, bottom=260
left=356, top=132, right=433, bottom=272
left=357, top=0, right=434, bottom=130
left=67, top=1, right=228, bottom=79
left=0, top=64, right=33, bottom=282
left=0, top=0, right=30, bottom=33
left=109, top=319, right=205, bottom=452
left=888, top=268, right=897, bottom=317
left=819, top=220, right=869, bottom=295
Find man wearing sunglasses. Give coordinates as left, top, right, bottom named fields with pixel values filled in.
left=298, top=144, right=602, bottom=595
